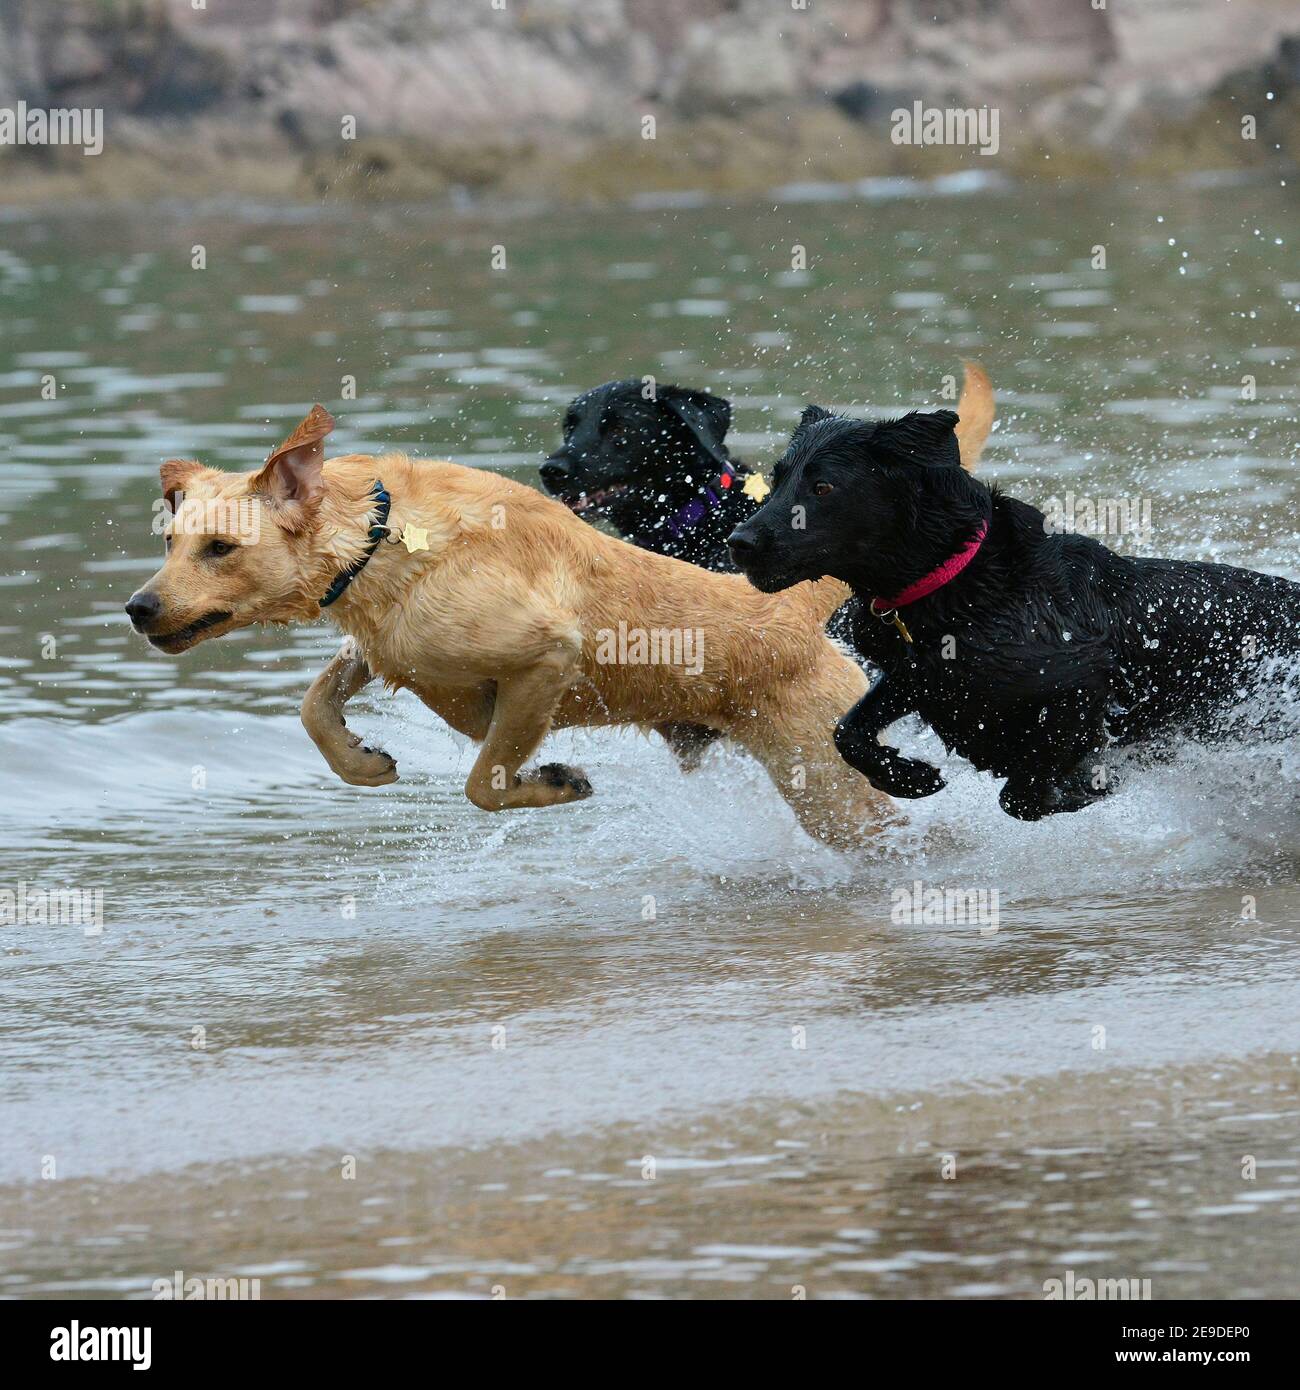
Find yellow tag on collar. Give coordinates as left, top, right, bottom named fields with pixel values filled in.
left=400, top=525, right=429, bottom=553
left=888, top=611, right=913, bottom=644
left=741, top=473, right=770, bottom=502
left=873, top=605, right=913, bottom=644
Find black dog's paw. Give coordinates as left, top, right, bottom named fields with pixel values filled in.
left=999, top=783, right=1046, bottom=821
left=833, top=722, right=882, bottom=775
left=656, top=721, right=722, bottom=773
left=534, top=762, right=593, bottom=797
left=1000, top=775, right=1099, bottom=821
left=869, top=755, right=946, bottom=800
left=835, top=727, right=945, bottom=799
left=1039, top=781, right=1101, bottom=816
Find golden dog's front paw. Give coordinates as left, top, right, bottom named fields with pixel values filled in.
left=528, top=762, right=593, bottom=802
left=327, top=732, right=399, bottom=787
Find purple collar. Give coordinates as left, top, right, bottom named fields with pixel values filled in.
left=665, top=462, right=738, bottom=538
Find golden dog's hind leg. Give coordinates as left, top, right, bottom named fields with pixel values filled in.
left=737, top=661, right=895, bottom=849
left=463, top=646, right=593, bottom=811
left=301, top=638, right=398, bottom=787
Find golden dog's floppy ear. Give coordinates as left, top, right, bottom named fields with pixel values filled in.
left=252, top=404, right=335, bottom=531
left=160, top=458, right=203, bottom=513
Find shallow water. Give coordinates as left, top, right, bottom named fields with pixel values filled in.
left=0, top=176, right=1297, bottom=1298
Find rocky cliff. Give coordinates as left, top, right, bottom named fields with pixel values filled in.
left=0, top=0, right=1295, bottom=203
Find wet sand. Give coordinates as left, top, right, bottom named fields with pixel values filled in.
left=5, top=1058, right=1298, bottom=1299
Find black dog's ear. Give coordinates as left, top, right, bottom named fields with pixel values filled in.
left=870, top=409, right=961, bottom=468
left=661, top=386, right=732, bottom=467
left=786, top=403, right=833, bottom=447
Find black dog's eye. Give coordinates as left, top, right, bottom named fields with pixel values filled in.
left=206, top=539, right=237, bottom=559
left=813, top=481, right=834, bottom=497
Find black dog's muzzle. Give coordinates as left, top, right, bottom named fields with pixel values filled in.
left=726, top=524, right=768, bottom=565
left=539, top=453, right=573, bottom=492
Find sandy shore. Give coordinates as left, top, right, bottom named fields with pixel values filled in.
left=5, top=1057, right=1296, bottom=1299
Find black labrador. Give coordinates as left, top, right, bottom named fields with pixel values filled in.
left=727, top=405, right=1300, bottom=820
left=540, top=379, right=755, bottom=571
left=540, top=380, right=762, bottom=767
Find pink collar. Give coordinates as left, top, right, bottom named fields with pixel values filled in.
left=870, top=521, right=988, bottom=614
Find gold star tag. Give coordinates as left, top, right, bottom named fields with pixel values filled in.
left=400, top=525, right=429, bottom=553
left=742, top=473, right=771, bottom=502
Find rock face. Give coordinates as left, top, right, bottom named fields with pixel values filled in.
left=0, top=0, right=1295, bottom=199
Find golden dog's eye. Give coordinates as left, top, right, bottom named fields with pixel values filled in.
left=813, top=481, right=833, bottom=497
left=206, top=539, right=237, bottom=558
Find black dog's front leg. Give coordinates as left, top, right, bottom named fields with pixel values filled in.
left=999, top=753, right=1112, bottom=822
left=833, top=675, right=945, bottom=799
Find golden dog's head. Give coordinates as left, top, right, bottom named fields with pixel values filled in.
left=126, top=406, right=339, bottom=653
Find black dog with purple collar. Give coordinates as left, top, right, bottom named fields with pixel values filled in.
left=539, top=378, right=785, bottom=768
left=539, top=379, right=757, bottom=572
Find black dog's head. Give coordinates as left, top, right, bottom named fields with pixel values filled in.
left=539, top=379, right=732, bottom=515
left=727, top=405, right=990, bottom=594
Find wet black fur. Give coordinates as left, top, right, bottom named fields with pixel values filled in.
left=727, top=406, right=1300, bottom=820
left=539, top=379, right=757, bottom=570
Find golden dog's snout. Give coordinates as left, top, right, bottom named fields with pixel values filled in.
left=124, top=590, right=163, bottom=631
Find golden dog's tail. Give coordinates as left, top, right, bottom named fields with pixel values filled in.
left=955, top=361, right=994, bottom=472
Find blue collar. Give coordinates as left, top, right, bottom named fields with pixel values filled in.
left=319, top=480, right=391, bottom=609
